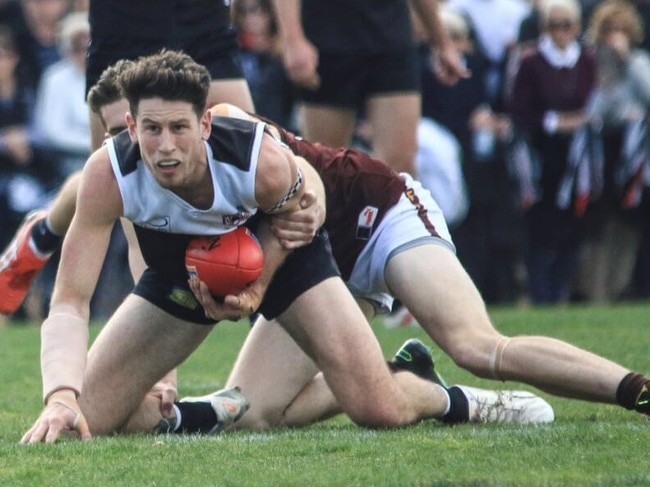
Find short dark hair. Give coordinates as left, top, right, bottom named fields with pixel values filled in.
left=117, top=49, right=211, bottom=118
left=87, top=58, right=135, bottom=115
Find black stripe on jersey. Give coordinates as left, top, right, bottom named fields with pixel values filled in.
left=209, top=117, right=258, bottom=172
left=112, top=130, right=141, bottom=177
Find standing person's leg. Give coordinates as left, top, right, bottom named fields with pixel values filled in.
left=207, top=79, right=255, bottom=113
left=366, top=93, right=420, bottom=176
left=364, top=48, right=421, bottom=176
left=387, top=243, right=637, bottom=404
left=294, top=52, right=361, bottom=148
left=300, top=104, right=357, bottom=148
left=78, top=295, right=215, bottom=435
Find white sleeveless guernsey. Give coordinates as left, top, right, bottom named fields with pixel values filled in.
left=106, top=117, right=266, bottom=236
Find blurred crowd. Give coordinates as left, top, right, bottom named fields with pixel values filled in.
left=2, top=0, right=650, bottom=322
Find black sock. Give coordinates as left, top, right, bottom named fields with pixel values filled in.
left=442, top=386, right=470, bottom=424
left=173, top=402, right=218, bottom=434
left=616, top=372, right=650, bottom=414
left=31, top=218, right=63, bottom=255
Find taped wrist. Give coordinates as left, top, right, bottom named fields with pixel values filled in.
left=41, top=312, right=89, bottom=403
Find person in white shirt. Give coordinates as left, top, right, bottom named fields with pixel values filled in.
left=34, top=11, right=91, bottom=179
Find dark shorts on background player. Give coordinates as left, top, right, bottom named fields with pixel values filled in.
left=86, top=27, right=244, bottom=95
left=296, top=48, right=420, bottom=109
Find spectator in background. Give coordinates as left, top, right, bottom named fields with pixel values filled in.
left=581, top=1, right=650, bottom=54
left=516, top=0, right=595, bottom=44
left=0, top=0, right=70, bottom=93
left=271, top=0, right=468, bottom=177
left=574, top=0, right=650, bottom=303
left=0, top=24, right=58, bottom=251
left=447, top=0, right=531, bottom=109
left=509, top=0, right=596, bottom=305
left=34, top=11, right=90, bottom=180
left=628, top=0, right=650, bottom=53
left=232, top=0, right=295, bottom=130
left=419, top=6, right=524, bottom=304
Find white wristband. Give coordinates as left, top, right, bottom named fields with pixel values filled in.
left=41, top=311, right=89, bottom=403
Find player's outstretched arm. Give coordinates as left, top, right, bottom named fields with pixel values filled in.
left=21, top=149, right=122, bottom=444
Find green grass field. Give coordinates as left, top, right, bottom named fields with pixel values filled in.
left=1, top=303, right=649, bottom=486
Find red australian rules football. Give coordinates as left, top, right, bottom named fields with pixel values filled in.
left=185, top=226, right=264, bottom=297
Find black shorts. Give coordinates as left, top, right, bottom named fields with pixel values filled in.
left=86, top=27, right=244, bottom=95
left=296, top=48, right=420, bottom=109
left=133, top=229, right=341, bottom=325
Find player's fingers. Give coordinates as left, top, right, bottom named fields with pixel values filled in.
left=198, top=280, right=213, bottom=300
left=222, top=295, right=251, bottom=317
left=280, top=238, right=312, bottom=249
left=20, top=425, right=36, bottom=444
left=44, top=423, right=63, bottom=444
left=27, top=421, right=51, bottom=444
left=75, top=413, right=92, bottom=442
left=188, top=276, right=199, bottom=292
left=273, top=227, right=313, bottom=244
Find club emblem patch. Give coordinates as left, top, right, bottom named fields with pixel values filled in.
left=356, top=206, right=378, bottom=240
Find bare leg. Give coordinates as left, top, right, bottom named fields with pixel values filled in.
left=78, top=295, right=214, bottom=435
left=207, top=79, right=255, bottom=113
left=366, top=93, right=420, bottom=176
left=387, top=244, right=630, bottom=403
left=227, top=294, right=439, bottom=429
left=299, top=104, right=357, bottom=147
left=225, top=318, right=322, bottom=429
left=270, top=277, right=449, bottom=428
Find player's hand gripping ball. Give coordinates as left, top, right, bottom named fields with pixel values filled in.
left=185, top=227, right=264, bottom=297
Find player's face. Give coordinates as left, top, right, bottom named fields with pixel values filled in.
left=100, top=98, right=129, bottom=138
left=126, top=98, right=211, bottom=195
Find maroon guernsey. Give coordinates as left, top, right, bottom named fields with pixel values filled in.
left=277, top=128, right=407, bottom=280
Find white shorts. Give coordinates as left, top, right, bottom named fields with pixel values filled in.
left=347, top=173, right=455, bottom=314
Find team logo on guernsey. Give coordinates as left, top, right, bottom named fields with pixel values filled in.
left=142, top=216, right=171, bottom=231
left=356, top=206, right=378, bottom=240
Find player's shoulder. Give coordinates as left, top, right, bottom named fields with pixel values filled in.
left=105, top=130, right=141, bottom=177
left=208, top=115, right=262, bottom=168
left=79, top=145, right=120, bottom=201
left=209, top=103, right=251, bottom=119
